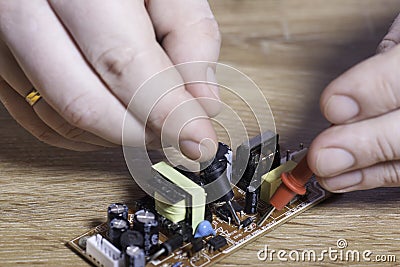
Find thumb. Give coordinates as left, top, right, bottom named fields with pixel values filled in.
left=316, top=161, right=400, bottom=193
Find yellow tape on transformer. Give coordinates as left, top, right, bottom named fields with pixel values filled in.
left=152, top=162, right=206, bottom=234
left=260, top=160, right=297, bottom=202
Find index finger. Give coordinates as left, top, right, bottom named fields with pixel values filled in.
left=49, top=0, right=217, bottom=160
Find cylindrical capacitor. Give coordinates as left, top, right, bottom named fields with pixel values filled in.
left=120, top=230, right=144, bottom=251
left=107, top=203, right=129, bottom=223
left=244, top=185, right=259, bottom=214
left=108, top=218, right=130, bottom=249
left=132, top=210, right=159, bottom=256
left=125, top=246, right=145, bottom=267
left=201, top=142, right=234, bottom=203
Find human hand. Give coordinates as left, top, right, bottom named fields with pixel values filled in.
left=308, top=13, right=400, bottom=192
left=0, top=0, right=221, bottom=160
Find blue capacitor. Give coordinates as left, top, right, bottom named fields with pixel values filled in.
left=194, top=220, right=216, bottom=238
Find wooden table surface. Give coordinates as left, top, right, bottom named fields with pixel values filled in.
left=1, top=1, right=400, bottom=266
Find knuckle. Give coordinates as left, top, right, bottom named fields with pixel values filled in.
left=375, top=136, right=396, bottom=162
left=94, top=46, right=141, bottom=79
left=61, top=98, right=100, bottom=130
left=36, top=129, right=56, bottom=143
left=146, top=111, right=168, bottom=133
left=377, top=73, right=400, bottom=111
left=374, top=135, right=396, bottom=162
left=381, top=161, right=400, bottom=186
left=55, top=121, right=87, bottom=141
left=196, top=17, right=221, bottom=44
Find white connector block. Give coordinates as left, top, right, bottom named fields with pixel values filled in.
left=86, top=234, right=124, bottom=267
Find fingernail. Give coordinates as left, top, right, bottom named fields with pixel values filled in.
left=324, top=95, right=360, bottom=123
left=179, top=138, right=217, bottom=162
left=206, top=66, right=219, bottom=100
left=377, top=39, right=397, bottom=54
left=320, top=171, right=362, bottom=192
left=316, top=148, right=355, bottom=176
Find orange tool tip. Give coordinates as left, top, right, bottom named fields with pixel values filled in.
left=270, top=156, right=313, bottom=210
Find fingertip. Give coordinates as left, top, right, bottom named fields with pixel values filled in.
left=179, top=137, right=217, bottom=162
left=316, top=171, right=362, bottom=193
left=322, top=94, right=360, bottom=124
left=307, top=136, right=324, bottom=176
left=178, top=115, right=217, bottom=161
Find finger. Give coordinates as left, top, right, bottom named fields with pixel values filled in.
left=316, top=160, right=400, bottom=193
left=308, top=109, right=400, bottom=178
left=320, top=44, right=400, bottom=124
left=377, top=13, right=400, bottom=53
left=147, top=0, right=222, bottom=117
left=0, top=0, right=150, bottom=146
left=0, top=80, right=102, bottom=151
left=48, top=0, right=217, bottom=160
left=0, top=40, right=115, bottom=147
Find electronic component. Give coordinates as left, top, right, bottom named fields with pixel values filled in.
left=191, top=237, right=204, bottom=253
left=194, top=220, right=215, bottom=238
left=107, top=203, right=129, bottom=224
left=244, top=185, right=259, bottom=214
left=120, top=230, right=144, bottom=252
left=234, top=131, right=279, bottom=191
left=152, top=162, right=206, bottom=233
left=154, top=194, right=186, bottom=224
left=215, top=204, right=232, bottom=222
left=175, top=165, right=205, bottom=186
left=108, top=218, right=130, bottom=249
left=201, top=142, right=240, bottom=225
left=86, top=234, right=123, bottom=267
left=260, top=160, right=297, bottom=202
left=132, top=210, right=159, bottom=256
left=69, top=178, right=330, bottom=267
left=240, top=217, right=253, bottom=228
left=270, top=156, right=313, bottom=210
left=289, top=148, right=308, bottom=163
left=145, top=172, right=188, bottom=207
left=207, top=235, right=227, bottom=252
left=204, top=204, right=213, bottom=222
left=201, top=142, right=234, bottom=203
left=257, top=204, right=276, bottom=226
left=125, top=246, right=145, bottom=267
left=150, top=234, right=184, bottom=261
left=68, top=136, right=331, bottom=267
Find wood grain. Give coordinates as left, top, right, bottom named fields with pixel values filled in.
left=1, top=1, right=400, bottom=266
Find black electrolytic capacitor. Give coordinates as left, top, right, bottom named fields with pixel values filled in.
left=125, top=246, right=145, bottom=267
left=132, top=210, right=159, bottom=256
left=107, top=203, right=129, bottom=224
left=244, top=185, right=259, bottom=214
left=120, top=230, right=144, bottom=251
left=108, top=218, right=130, bottom=249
